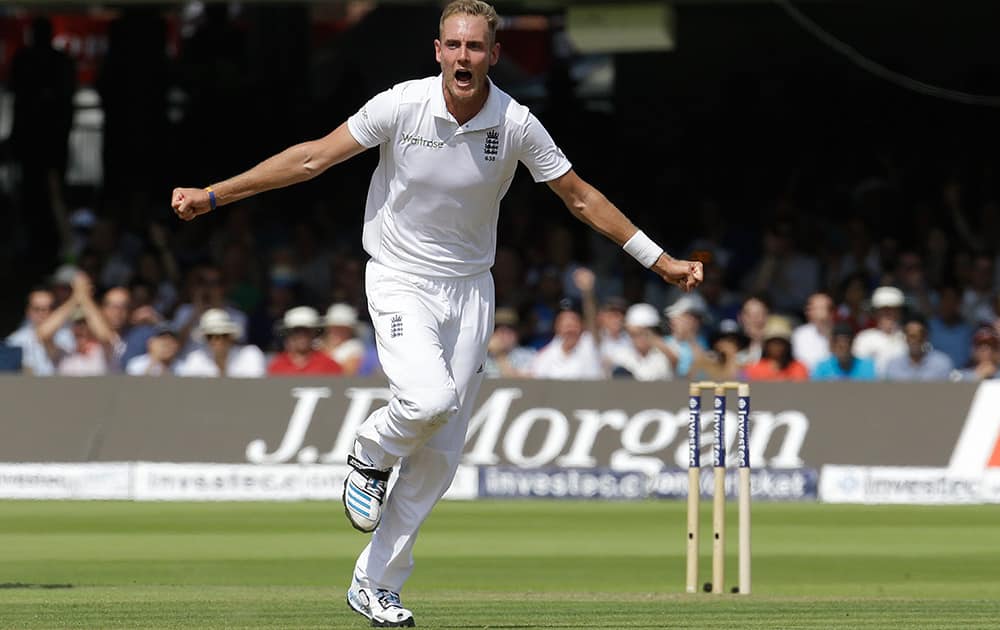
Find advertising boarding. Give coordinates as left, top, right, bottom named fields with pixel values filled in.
left=0, top=377, right=997, bottom=503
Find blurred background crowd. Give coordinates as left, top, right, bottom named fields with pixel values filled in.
left=2, top=1, right=1000, bottom=382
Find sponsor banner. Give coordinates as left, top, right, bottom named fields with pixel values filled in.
left=480, top=466, right=648, bottom=500
left=649, top=467, right=817, bottom=501
left=478, top=466, right=818, bottom=501
left=0, top=463, right=130, bottom=500
left=0, top=377, right=987, bottom=472
left=132, top=463, right=351, bottom=502
left=0, top=462, right=479, bottom=502
left=820, top=465, right=1000, bottom=505
left=133, top=463, right=478, bottom=502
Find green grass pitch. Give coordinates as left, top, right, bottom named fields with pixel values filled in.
left=2, top=500, right=999, bottom=628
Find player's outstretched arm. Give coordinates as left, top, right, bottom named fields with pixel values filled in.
left=171, top=122, right=366, bottom=221
left=546, top=169, right=703, bottom=291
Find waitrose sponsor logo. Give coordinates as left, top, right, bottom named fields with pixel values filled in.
left=245, top=387, right=810, bottom=471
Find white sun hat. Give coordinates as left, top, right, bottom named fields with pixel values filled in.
left=279, top=306, right=322, bottom=331
left=625, top=303, right=661, bottom=328
left=324, top=303, right=359, bottom=327
left=871, top=286, right=905, bottom=309
left=195, top=308, right=242, bottom=340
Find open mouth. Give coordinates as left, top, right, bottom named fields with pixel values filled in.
left=455, top=69, right=473, bottom=85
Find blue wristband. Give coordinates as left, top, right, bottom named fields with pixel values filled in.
left=205, top=187, right=217, bottom=211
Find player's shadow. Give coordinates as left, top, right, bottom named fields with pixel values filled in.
left=0, top=583, right=73, bottom=589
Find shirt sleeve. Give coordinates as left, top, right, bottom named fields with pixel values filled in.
left=518, top=113, right=572, bottom=183
left=347, top=87, right=398, bottom=148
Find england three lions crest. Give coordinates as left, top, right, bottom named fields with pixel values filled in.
left=484, top=129, right=499, bottom=161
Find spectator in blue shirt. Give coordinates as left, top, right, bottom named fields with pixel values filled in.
left=884, top=315, right=953, bottom=381
left=812, top=322, right=877, bottom=381
left=928, top=285, right=973, bottom=369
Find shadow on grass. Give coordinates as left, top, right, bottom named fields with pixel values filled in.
left=0, top=583, right=73, bottom=589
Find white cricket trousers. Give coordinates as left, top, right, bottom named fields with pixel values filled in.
left=353, top=260, right=494, bottom=592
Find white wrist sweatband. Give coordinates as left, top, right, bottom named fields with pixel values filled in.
left=623, top=230, right=665, bottom=268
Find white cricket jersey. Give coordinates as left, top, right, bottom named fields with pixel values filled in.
left=347, top=75, right=572, bottom=278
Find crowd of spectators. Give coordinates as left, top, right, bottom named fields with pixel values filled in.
left=5, top=181, right=1000, bottom=384
left=3, top=259, right=376, bottom=378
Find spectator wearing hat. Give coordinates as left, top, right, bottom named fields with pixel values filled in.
left=268, top=307, right=343, bottom=376
left=744, top=315, right=809, bottom=381
left=321, top=303, right=366, bottom=376
left=928, top=285, right=973, bottom=370
left=811, top=323, right=877, bottom=381
left=952, top=325, right=1000, bottom=382
left=663, top=293, right=708, bottom=378
left=484, top=307, right=535, bottom=378
left=172, top=264, right=249, bottom=356
left=530, top=300, right=604, bottom=380
left=5, top=287, right=75, bottom=375
left=852, top=286, right=907, bottom=377
left=792, top=292, right=834, bottom=371
left=176, top=308, right=266, bottom=378
left=884, top=315, right=953, bottom=381
left=608, top=303, right=673, bottom=381
left=125, top=324, right=181, bottom=376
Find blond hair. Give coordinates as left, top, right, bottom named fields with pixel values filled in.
left=440, top=0, right=499, bottom=45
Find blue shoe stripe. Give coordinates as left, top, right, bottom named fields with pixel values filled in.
left=348, top=482, right=371, bottom=501
left=347, top=492, right=371, bottom=512
left=347, top=497, right=371, bottom=517
left=348, top=484, right=372, bottom=506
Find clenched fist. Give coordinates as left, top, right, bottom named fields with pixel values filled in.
left=654, top=257, right=704, bottom=292
left=171, top=187, right=214, bottom=222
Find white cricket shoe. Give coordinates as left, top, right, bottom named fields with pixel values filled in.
left=343, top=454, right=390, bottom=533
left=347, top=584, right=415, bottom=627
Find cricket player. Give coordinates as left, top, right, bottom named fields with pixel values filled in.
left=172, top=1, right=703, bottom=626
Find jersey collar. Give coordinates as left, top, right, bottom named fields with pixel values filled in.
left=432, top=74, right=501, bottom=133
